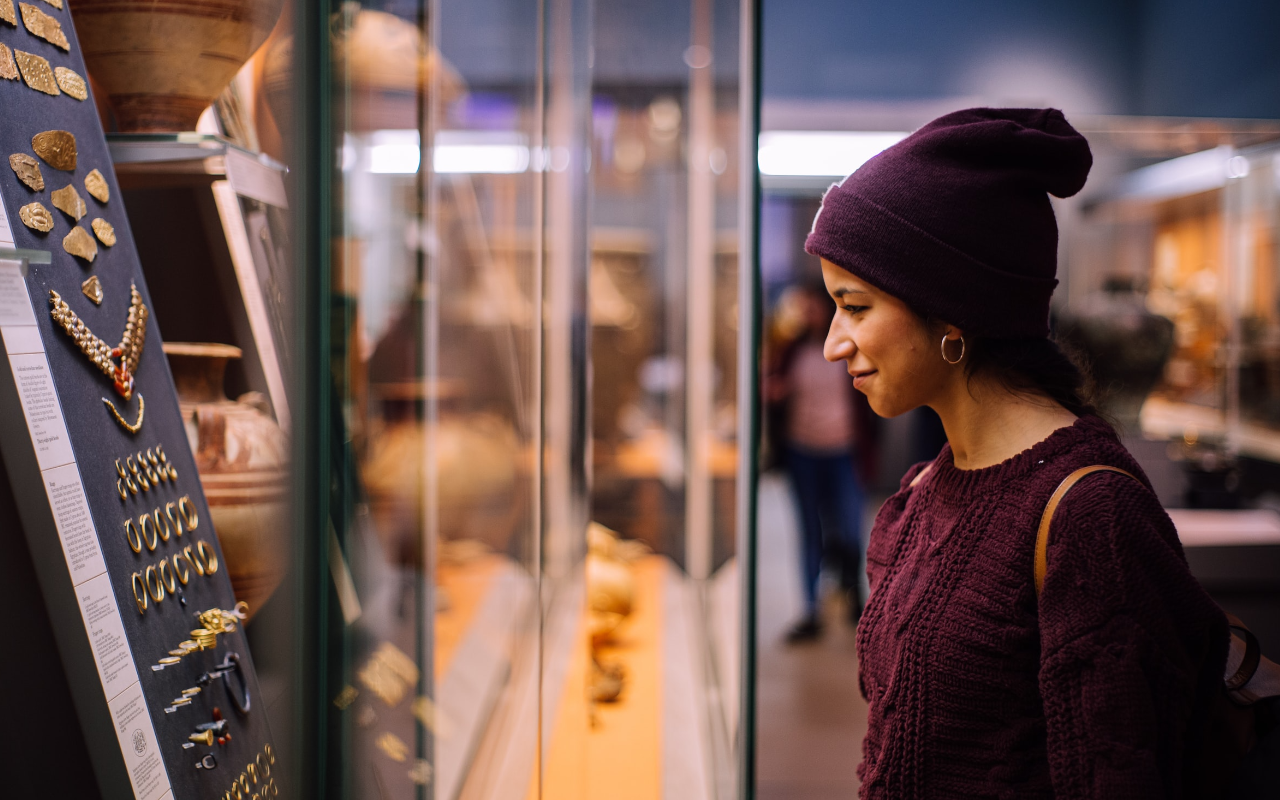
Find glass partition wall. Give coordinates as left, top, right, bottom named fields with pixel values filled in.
left=264, top=2, right=757, bottom=799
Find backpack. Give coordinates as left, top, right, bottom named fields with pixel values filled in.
left=1036, top=466, right=1280, bottom=798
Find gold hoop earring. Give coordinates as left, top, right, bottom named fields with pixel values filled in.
left=157, top=558, right=177, bottom=593
left=123, top=519, right=142, bottom=553
left=145, top=565, right=165, bottom=602
left=197, top=540, right=218, bottom=574
left=132, top=572, right=148, bottom=614
left=184, top=545, right=205, bottom=577
left=166, top=501, right=184, bottom=537
left=172, top=553, right=190, bottom=585
left=941, top=334, right=965, bottom=365
left=154, top=508, right=172, bottom=542
left=140, top=513, right=158, bottom=551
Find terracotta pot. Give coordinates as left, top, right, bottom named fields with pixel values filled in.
left=68, top=0, right=284, bottom=132
left=165, top=343, right=288, bottom=620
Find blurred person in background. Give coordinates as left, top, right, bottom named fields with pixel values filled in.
left=766, top=282, right=873, bottom=642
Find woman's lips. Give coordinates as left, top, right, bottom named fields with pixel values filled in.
left=852, top=370, right=877, bottom=390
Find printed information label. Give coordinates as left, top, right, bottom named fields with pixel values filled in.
left=43, top=462, right=107, bottom=583
left=108, top=681, right=171, bottom=800
left=75, top=571, right=139, bottom=700
left=9, top=352, right=74, bottom=470
left=0, top=260, right=36, bottom=326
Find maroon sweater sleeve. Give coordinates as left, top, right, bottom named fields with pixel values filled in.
left=1036, top=472, right=1227, bottom=799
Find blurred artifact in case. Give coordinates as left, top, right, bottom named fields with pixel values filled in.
left=67, top=0, right=285, bottom=131
left=166, top=342, right=288, bottom=619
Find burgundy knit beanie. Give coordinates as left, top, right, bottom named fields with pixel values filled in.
left=804, top=107, right=1092, bottom=338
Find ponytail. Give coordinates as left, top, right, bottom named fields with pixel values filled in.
left=965, top=335, right=1102, bottom=420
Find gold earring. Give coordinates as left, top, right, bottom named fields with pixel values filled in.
left=115, top=458, right=128, bottom=479
left=154, top=508, right=171, bottom=542
left=172, top=553, right=190, bottom=585
left=140, top=513, right=158, bottom=551
left=183, top=545, right=205, bottom=577
left=123, top=519, right=142, bottom=553
left=132, top=572, right=148, bottom=614
left=117, top=478, right=129, bottom=501
left=158, top=558, right=177, bottom=593
left=178, top=496, right=198, bottom=530
left=145, top=565, right=165, bottom=602
left=166, top=501, right=183, bottom=537
left=197, top=540, right=218, bottom=574
left=941, top=334, right=965, bottom=365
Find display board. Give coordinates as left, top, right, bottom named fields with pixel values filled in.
left=0, top=4, right=278, bottom=800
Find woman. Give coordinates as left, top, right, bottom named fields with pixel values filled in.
left=807, top=108, right=1228, bottom=798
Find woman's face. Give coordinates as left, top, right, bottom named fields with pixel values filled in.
left=820, top=258, right=953, bottom=418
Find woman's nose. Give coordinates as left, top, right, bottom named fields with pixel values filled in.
left=824, top=324, right=853, bottom=362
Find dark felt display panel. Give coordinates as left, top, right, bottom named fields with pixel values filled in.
left=0, top=6, right=277, bottom=800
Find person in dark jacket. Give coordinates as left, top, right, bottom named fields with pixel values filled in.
left=806, top=107, right=1228, bottom=798
left=766, top=284, right=872, bottom=641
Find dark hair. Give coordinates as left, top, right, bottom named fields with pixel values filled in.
left=963, top=335, right=1102, bottom=419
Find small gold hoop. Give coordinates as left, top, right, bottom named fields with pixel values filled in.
left=941, top=334, right=966, bottom=365
left=178, top=496, right=199, bottom=530
left=144, top=565, right=165, bottom=602
left=139, top=513, right=158, bottom=551
left=231, top=785, right=244, bottom=800
left=146, top=466, right=161, bottom=485
left=147, top=448, right=159, bottom=466
left=248, top=763, right=258, bottom=784
left=168, top=464, right=179, bottom=481
left=131, top=572, right=148, bottom=614
left=184, top=545, right=205, bottom=577
left=126, top=475, right=139, bottom=495
left=197, top=540, right=218, bottom=574
left=117, top=478, right=129, bottom=501
left=138, top=470, right=151, bottom=492
left=172, top=553, right=190, bottom=585
left=265, top=743, right=275, bottom=764
left=157, top=558, right=177, bottom=593
left=239, top=774, right=250, bottom=794
left=126, top=455, right=138, bottom=475
left=166, top=502, right=184, bottom=537
left=154, top=508, right=172, bottom=542
left=156, top=444, right=168, bottom=463
left=123, top=519, right=142, bottom=553
left=256, top=753, right=269, bottom=777
left=115, top=458, right=128, bottom=479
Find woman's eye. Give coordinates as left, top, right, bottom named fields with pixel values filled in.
left=842, top=305, right=867, bottom=315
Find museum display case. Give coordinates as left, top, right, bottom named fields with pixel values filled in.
left=0, top=1, right=758, bottom=799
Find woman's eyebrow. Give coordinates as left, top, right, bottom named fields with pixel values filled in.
left=833, top=287, right=870, bottom=298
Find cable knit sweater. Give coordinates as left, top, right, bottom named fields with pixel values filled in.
left=856, top=416, right=1228, bottom=799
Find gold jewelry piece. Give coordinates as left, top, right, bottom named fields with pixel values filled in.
left=85, top=169, right=109, bottom=203
left=265, top=744, right=275, bottom=764
left=172, top=552, right=190, bottom=584
left=42, top=0, right=65, bottom=13
left=131, top=572, right=147, bottom=614
left=53, top=66, right=85, bottom=100
left=168, top=464, right=178, bottom=481
left=153, top=507, right=171, bottom=542
left=123, top=519, right=141, bottom=553
left=140, top=512, right=157, bottom=551
left=145, top=465, right=159, bottom=485
left=179, top=496, right=198, bottom=530
left=115, top=458, right=128, bottom=479
left=103, top=394, right=145, bottom=434
left=144, top=564, right=164, bottom=602
left=63, top=225, right=98, bottom=262
left=156, top=444, right=167, bottom=463
left=126, top=474, right=139, bottom=495
left=9, top=153, right=43, bottom=191
left=19, top=3, right=69, bottom=50
left=197, top=540, right=218, bottom=574
left=117, top=477, right=128, bottom=501
left=18, top=201, right=52, bottom=232
left=0, top=43, right=16, bottom=82
left=256, top=753, right=269, bottom=778
left=941, top=334, right=965, bottom=365
left=146, top=448, right=158, bottom=467
left=15, top=49, right=58, bottom=95
left=189, top=730, right=214, bottom=746
left=159, top=656, right=180, bottom=665
left=92, top=218, right=116, bottom=247
left=82, top=276, right=104, bottom=305
left=240, top=775, right=250, bottom=795
left=157, top=557, right=177, bottom=593
left=183, top=545, right=204, bottom=576
left=179, top=640, right=198, bottom=652
left=137, top=467, right=151, bottom=492
left=51, top=183, right=85, bottom=221
left=127, top=456, right=138, bottom=475
left=247, top=763, right=258, bottom=784
left=183, top=687, right=202, bottom=696
left=50, top=284, right=147, bottom=399
left=166, top=502, right=184, bottom=536
left=192, top=629, right=216, bottom=649
left=32, top=130, right=76, bottom=171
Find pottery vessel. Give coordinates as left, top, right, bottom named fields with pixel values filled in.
left=165, top=343, right=288, bottom=620
left=68, top=0, right=285, bottom=132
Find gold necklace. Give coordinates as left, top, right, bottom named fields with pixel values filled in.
left=49, top=283, right=148, bottom=400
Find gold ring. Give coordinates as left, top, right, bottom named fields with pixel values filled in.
left=115, top=458, right=128, bottom=479
left=184, top=545, right=205, bottom=576
left=156, top=444, right=167, bottom=463
left=165, top=502, right=183, bottom=537
left=256, top=753, right=269, bottom=777
left=172, top=553, right=190, bottom=585
left=146, top=466, right=160, bottom=485
left=131, top=572, right=148, bottom=614
left=179, top=496, right=198, bottom=530
left=266, top=743, right=274, bottom=764
left=168, top=464, right=179, bottom=481
left=126, top=475, right=139, bottom=495
left=140, top=513, right=158, bottom=551
left=145, top=565, right=165, bottom=602
left=157, top=558, right=177, bottom=593
left=147, top=448, right=158, bottom=466
left=248, top=763, right=258, bottom=783
left=239, top=774, right=250, bottom=794
left=138, top=469, right=151, bottom=491
left=232, top=785, right=244, bottom=800
left=123, top=519, right=142, bottom=553
left=197, top=540, right=218, bottom=574
left=154, top=508, right=171, bottom=542
left=117, top=478, right=129, bottom=501
left=127, top=455, right=138, bottom=475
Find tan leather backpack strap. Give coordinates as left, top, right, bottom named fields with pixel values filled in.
left=1034, top=465, right=1139, bottom=598
left=909, top=464, right=933, bottom=488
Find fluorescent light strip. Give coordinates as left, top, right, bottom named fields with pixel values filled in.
left=757, top=131, right=907, bottom=177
